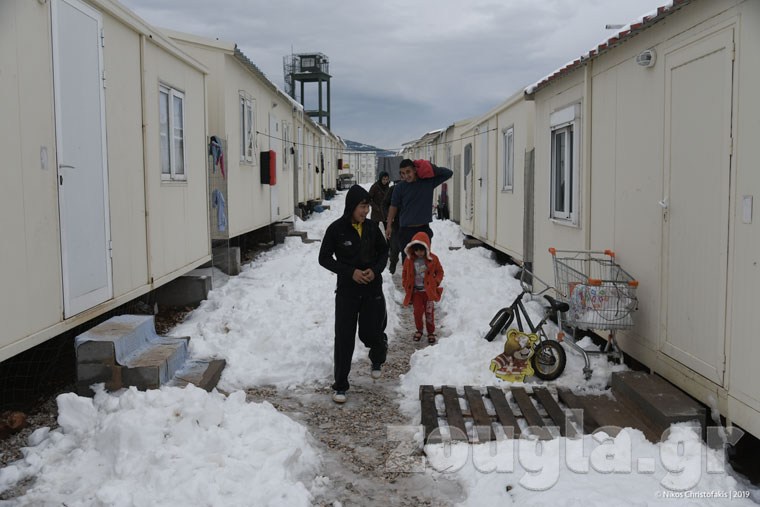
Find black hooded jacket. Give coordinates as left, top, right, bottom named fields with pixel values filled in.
left=319, top=185, right=389, bottom=294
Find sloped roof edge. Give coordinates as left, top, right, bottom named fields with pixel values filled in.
left=525, top=0, right=693, bottom=97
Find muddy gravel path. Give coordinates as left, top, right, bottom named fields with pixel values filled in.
left=246, top=274, right=464, bottom=506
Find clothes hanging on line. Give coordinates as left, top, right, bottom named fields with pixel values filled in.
left=209, top=136, right=225, bottom=178
left=211, top=188, right=227, bottom=232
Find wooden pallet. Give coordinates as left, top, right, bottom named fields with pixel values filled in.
left=419, top=385, right=582, bottom=443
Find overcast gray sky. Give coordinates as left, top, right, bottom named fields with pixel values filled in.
left=120, top=0, right=667, bottom=150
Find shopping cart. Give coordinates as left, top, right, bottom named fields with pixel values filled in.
left=549, top=248, right=639, bottom=379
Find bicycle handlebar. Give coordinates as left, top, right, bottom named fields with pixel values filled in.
left=519, top=268, right=555, bottom=296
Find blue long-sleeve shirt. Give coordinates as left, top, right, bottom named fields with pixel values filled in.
left=390, top=165, right=453, bottom=227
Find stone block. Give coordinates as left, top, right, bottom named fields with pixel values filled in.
left=155, top=274, right=212, bottom=307
left=169, top=359, right=226, bottom=392
left=213, top=246, right=241, bottom=276
left=463, top=238, right=485, bottom=249
left=612, top=371, right=707, bottom=434
left=122, top=337, right=189, bottom=390
left=76, top=363, right=123, bottom=395
left=75, top=315, right=157, bottom=365
left=272, top=222, right=293, bottom=244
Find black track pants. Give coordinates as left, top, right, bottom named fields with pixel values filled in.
left=332, top=291, right=388, bottom=392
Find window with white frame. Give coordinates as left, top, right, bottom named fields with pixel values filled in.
left=159, top=85, right=185, bottom=180
left=502, top=126, right=514, bottom=191
left=549, top=104, right=579, bottom=223
left=240, top=94, right=255, bottom=163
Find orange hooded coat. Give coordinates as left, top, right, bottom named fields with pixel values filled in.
left=402, top=232, right=444, bottom=306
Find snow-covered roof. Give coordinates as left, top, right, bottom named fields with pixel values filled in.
left=525, top=0, right=691, bottom=96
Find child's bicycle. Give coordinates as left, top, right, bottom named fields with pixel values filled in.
left=484, top=269, right=568, bottom=380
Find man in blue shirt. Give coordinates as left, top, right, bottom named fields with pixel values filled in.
left=385, top=159, right=453, bottom=260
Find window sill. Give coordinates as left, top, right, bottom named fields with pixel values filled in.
left=549, top=217, right=580, bottom=228
left=160, top=175, right=187, bottom=184
left=501, top=187, right=514, bottom=194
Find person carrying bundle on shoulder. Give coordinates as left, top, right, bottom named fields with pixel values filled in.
left=385, top=159, right=452, bottom=261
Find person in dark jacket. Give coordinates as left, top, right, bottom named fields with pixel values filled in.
left=318, top=185, right=389, bottom=403
left=382, top=180, right=401, bottom=274
left=368, top=172, right=390, bottom=226
left=385, top=159, right=453, bottom=261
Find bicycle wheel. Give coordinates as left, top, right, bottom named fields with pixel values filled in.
left=484, top=308, right=513, bottom=342
left=531, top=340, right=566, bottom=380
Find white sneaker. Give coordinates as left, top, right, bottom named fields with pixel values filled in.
left=371, top=363, right=382, bottom=379
left=332, top=391, right=347, bottom=403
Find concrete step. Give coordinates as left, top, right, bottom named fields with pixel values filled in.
left=287, top=230, right=308, bottom=240
left=558, top=387, right=663, bottom=442
left=286, top=230, right=321, bottom=244
left=167, top=359, right=227, bottom=391
left=75, top=315, right=190, bottom=394
left=273, top=222, right=294, bottom=244
left=611, top=370, right=707, bottom=437
left=463, top=238, right=485, bottom=249
left=122, top=337, right=189, bottom=390
left=76, top=315, right=162, bottom=366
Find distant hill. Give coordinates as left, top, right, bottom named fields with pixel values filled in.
left=343, top=139, right=396, bottom=158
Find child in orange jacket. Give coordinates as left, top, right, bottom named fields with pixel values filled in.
left=402, top=231, right=444, bottom=344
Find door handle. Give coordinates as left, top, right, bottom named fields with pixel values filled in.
left=659, top=197, right=669, bottom=223
left=59, top=164, right=75, bottom=169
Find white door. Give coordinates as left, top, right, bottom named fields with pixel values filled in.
left=477, top=122, right=489, bottom=237
left=269, top=113, right=279, bottom=220
left=464, top=143, right=473, bottom=223
left=52, top=0, right=112, bottom=318
left=662, top=28, right=734, bottom=385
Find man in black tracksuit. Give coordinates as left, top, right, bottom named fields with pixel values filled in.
left=319, top=185, right=389, bottom=403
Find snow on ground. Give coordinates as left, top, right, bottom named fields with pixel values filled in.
left=0, top=386, right=320, bottom=506
left=0, top=185, right=758, bottom=505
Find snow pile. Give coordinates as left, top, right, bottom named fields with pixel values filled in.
left=425, top=424, right=758, bottom=506
left=0, top=385, right=320, bottom=506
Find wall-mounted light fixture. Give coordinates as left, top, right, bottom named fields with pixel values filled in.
left=635, top=48, right=657, bottom=68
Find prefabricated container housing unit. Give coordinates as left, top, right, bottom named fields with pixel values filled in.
left=458, top=93, right=535, bottom=262
left=523, top=0, right=760, bottom=438
left=0, top=0, right=211, bottom=362
left=434, top=119, right=473, bottom=225
left=342, top=151, right=378, bottom=185
left=166, top=31, right=306, bottom=239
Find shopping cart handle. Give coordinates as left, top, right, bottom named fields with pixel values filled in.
left=543, top=295, right=569, bottom=314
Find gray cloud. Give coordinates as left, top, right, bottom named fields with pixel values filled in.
left=121, top=0, right=665, bottom=149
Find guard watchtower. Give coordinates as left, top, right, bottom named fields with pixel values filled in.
left=283, top=52, right=332, bottom=129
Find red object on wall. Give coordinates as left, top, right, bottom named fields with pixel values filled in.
left=260, top=150, right=277, bottom=185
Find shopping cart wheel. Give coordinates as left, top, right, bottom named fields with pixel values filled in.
left=531, top=341, right=567, bottom=380
left=484, top=308, right=513, bottom=342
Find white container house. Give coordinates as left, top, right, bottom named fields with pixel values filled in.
left=528, top=0, right=760, bottom=438
left=167, top=32, right=301, bottom=237
left=459, top=93, right=535, bottom=259
left=0, top=0, right=210, bottom=361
